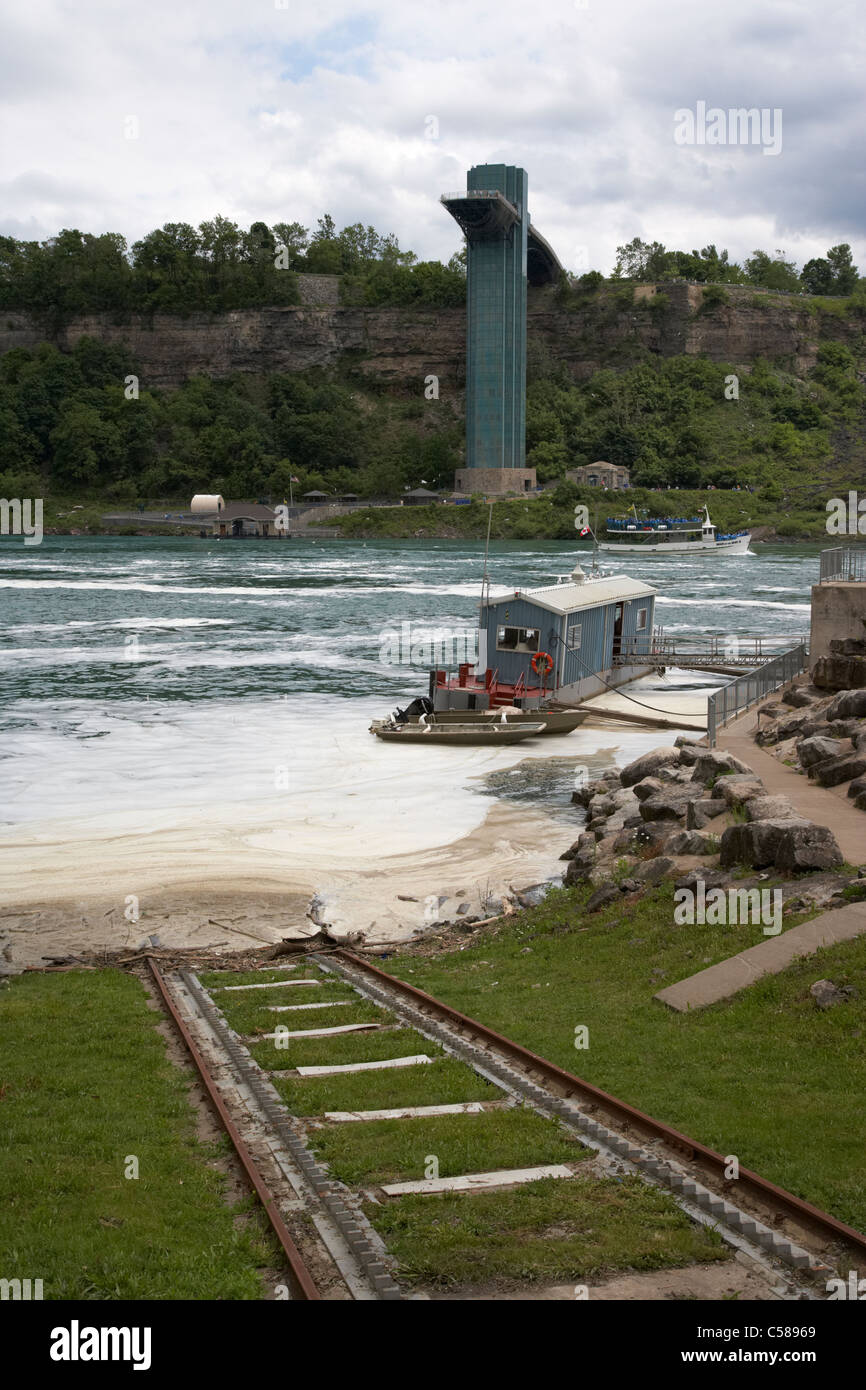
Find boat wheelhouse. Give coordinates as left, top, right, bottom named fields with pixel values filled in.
left=431, top=564, right=658, bottom=709
left=598, top=505, right=750, bottom=554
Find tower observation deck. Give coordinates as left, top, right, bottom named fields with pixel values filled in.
left=441, top=164, right=563, bottom=495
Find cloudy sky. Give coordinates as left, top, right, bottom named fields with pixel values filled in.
left=1, top=0, right=864, bottom=275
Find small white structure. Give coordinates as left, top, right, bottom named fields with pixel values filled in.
left=190, top=494, right=224, bottom=515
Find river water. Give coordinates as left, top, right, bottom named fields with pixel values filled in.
left=0, top=535, right=820, bottom=954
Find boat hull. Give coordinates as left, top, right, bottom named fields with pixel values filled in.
left=410, top=708, right=588, bottom=736
left=598, top=534, right=751, bottom=555
left=370, top=721, right=546, bottom=745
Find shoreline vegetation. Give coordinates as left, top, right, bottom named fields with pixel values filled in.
left=22, top=484, right=852, bottom=543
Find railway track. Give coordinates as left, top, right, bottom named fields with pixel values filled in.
left=149, top=950, right=865, bottom=1302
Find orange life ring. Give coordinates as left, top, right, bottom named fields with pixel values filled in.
left=531, top=650, right=554, bottom=677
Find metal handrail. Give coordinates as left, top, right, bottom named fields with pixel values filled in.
left=819, top=547, right=866, bottom=583
left=707, top=642, right=808, bottom=745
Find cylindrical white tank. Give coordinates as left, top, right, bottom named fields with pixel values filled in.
left=190, top=494, right=225, bottom=514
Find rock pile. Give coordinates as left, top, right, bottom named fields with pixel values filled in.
left=753, top=683, right=866, bottom=810
left=563, top=738, right=844, bottom=909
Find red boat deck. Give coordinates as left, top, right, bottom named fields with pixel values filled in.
left=434, top=664, right=550, bottom=707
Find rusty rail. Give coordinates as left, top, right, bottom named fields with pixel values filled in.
left=335, top=949, right=866, bottom=1259
left=148, top=960, right=321, bottom=1300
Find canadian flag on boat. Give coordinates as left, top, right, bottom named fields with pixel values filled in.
left=578, top=526, right=591, bottom=536
left=290, top=476, right=300, bottom=483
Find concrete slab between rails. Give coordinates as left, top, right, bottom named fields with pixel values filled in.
left=258, top=1022, right=383, bottom=1040
left=655, top=902, right=866, bottom=1012
left=381, top=1165, right=574, bottom=1197
left=218, top=978, right=322, bottom=990
left=322, top=1101, right=510, bottom=1122
left=268, top=1001, right=352, bottom=1012
left=297, top=1054, right=433, bottom=1076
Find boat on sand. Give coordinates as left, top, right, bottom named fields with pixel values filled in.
left=369, top=718, right=546, bottom=746
left=390, top=697, right=587, bottom=737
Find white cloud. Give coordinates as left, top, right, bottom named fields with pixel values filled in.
left=0, top=0, right=863, bottom=275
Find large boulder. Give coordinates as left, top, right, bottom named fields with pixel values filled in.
left=666, top=829, right=716, bottom=855
left=808, top=752, right=866, bottom=788
left=690, top=749, right=753, bottom=786
left=797, top=735, right=844, bottom=768
left=675, top=867, right=729, bottom=894
left=634, top=856, right=675, bottom=885
left=586, top=884, right=622, bottom=913
left=563, top=833, right=597, bottom=882
left=847, top=776, right=866, bottom=801
left=721, top=818, right=843, bottom=872
left=677, top=745, right=700, bottom=767
left=782, top=686, right=819, bottom=708
left=612, top=820, right=671, bottom=852
left=826, top=719, right=866, bottom=741
left=639, top=786, right=701, bottom=822
left=744, top=794, right=799, bottom=821
left=716, top=775, right=765, bottom=808
left=720, top=819, right=799, bottom=869
left=826, top=690, right=866, bottom=721
left=810, top=979, right=856, bottom=1010
left=620, top=746, right=680, bottom=787
left=632, top=776, right=666, bottom=802
left=813, top=657, right=866, bottom=692
left=686, top=798, right=727, bottom=828
left=775, top=823, right=843, bottom=871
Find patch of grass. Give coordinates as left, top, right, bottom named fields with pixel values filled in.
left=0, top=970, right=274, bottom=1299
left=310, top=1107, right=585, bottom=1185
left=271, top=1056, right=497, bottom=1116
left=367, top=1174, right=728, bottom=1286
left=384, top=883, right=866, bottom=1229
left=249, top=1025, right=440, bottom=1073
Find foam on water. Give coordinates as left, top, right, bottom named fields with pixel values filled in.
left=0, top=535, right=819, bottom=924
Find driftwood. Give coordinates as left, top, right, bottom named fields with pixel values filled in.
left=266, top=931, right=329, bottom=958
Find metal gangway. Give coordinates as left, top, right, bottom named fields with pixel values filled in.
left=616, top=629, right=807, bottom=674
left=707, top=642, right=809, bottom=746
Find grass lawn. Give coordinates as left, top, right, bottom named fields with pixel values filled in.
left=382, top=883, right=866, bottom=1232
left=367, top=1175, right=728, bottom=1287
left=0, top=970, right=276, bottom=1299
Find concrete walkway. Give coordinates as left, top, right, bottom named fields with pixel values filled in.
left=655, top=901, right=866, bottom=1011
left=715, top=707, right=866, bottom=866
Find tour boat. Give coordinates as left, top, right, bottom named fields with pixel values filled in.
left=597, top=505, right=750, bottom=554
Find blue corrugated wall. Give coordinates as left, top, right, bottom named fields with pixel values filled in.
left=484, top=593, right=655, bottom=687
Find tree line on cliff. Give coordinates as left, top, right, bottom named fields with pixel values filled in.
left=1, top=216, right=861, bottom=324
left=1, top=331, right=861, bottom=507
left=0, top=215, right=467, bottom=322
left=603, top=238, right=860, bottom=297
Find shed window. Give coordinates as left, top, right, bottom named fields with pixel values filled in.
left=636, top=607, right=649, bottom=631
left=496, top=625, right=540, bottom=653
left=567, top=624, right=582, bottom=649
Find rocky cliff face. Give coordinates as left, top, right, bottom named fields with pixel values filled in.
left=0, top=282, right=857, bottom=392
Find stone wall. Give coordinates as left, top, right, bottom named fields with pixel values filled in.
left=295, top=274, right=340, bottom=305
left=454, top=467, right=537, bottom=495
left=810, top=580, right=866, bottom=664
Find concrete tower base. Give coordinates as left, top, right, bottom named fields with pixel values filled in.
left=454, top=468, right=537, bottom=496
